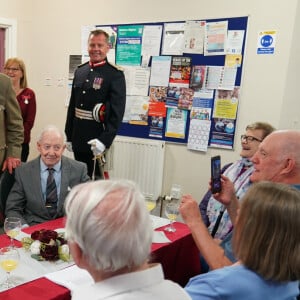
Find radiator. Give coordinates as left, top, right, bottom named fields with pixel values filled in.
left=109, top=136, right=165, bottom=200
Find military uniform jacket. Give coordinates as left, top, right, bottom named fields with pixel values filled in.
left=65, top=59, right=126, bottom=152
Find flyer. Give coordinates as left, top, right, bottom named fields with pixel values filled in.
left=116, top=25, right=143, bottom=66
left=165, top=108, right=187, bottom=139
left=204, top=21, right=228, bottom=56
left=169, top=56, right=192, bottom=87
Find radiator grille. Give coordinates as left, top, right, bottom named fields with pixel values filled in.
left=109, top=136, right=165, bottom=200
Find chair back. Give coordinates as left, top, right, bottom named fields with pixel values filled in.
left=0, top=170, right=15, bottom=224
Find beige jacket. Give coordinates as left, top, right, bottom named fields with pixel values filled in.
left=0, top=73, right=24, bottom=169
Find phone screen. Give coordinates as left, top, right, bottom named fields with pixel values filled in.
left=211, top=155, right=221, bottom=193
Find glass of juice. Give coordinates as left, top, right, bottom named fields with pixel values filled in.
left=4, top=217, right=22, bottom=248
left=0, top=247, right=20, bottom=289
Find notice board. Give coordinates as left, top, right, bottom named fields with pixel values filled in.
left=83, top=16, right=248, bottom=151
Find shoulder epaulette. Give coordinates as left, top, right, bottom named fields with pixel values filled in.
left=107, top=61, right=124, bottom=71
left=77, top=61, right=89, bottom=68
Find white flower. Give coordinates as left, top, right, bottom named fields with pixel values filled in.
left=60, top=244, right=69, bottom=255
left=58, top=244, right=70, bottom=261
left=30, top=240, right=41, bottom=255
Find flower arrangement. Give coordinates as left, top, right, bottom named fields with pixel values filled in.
left=21, top=229, right=70, bottom=262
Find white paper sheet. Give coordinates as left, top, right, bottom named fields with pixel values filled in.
left=14, top=230, right=30, bottom=241
left=152, top=231, right=171, bottom=243
left=149, top=56, right=172, bottom=87
left=45, top=265, right=93, bottom=291
left=150, top=215, right=170, bottom=229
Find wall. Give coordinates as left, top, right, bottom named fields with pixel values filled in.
left=279, top=0, right=300, bottom=129
left=1, top=0, right=299, bottom=201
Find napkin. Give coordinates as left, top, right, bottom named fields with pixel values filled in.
left=45, top=265, right=93, bottom=291
left=14, top=230, right=30, bottom=241
left=152, top=231, right=171, bottom=243
left=150, top=215, right=170, bottom=229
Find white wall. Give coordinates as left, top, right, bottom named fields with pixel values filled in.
left=279, top=0, right=300, bottom=129
left=1, top=0, right=299, bottom=201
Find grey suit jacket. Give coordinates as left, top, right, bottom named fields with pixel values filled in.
left=5, top=156, right=90, bottom=225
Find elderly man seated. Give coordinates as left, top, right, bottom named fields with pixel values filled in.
left=65, top=179, right=191, bottom=299
left=180, top=130, right=300, bottom=270
left=5, top=125, right=90, bottom=226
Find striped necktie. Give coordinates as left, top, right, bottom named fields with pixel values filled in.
left=45, top=168, right=58, bottom=218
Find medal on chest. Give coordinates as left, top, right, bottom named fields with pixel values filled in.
left=93, top=77, right=103, bottom=90
left=22, top=96, right=29, bottom=104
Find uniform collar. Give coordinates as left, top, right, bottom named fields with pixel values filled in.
left=89, top=59, right=106, bottom=68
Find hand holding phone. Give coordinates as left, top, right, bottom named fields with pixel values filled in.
left=211, top=155, right=222, bottom=193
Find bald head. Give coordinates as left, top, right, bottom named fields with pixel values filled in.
left=264, top=130, right=300, bottom=161
left=250, top=130, right=300, bottom=184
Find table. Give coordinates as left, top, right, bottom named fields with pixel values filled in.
left=0, top=217, right=201, bottom=299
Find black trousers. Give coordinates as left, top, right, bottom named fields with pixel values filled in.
left=21, top=143, right=29, bottom=162
left=74, top=151, right=103, bottom=180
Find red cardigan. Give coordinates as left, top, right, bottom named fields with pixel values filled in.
left=17, top=87, right=36, bottom=143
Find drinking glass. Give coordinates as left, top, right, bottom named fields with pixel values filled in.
left=4, top=217, right=22, bottom=248
left=144, top=194, right=156, bottom=213
left=0, top=247, right=20, bottom=289
left=164, top=202, right=180, bottom=232
left=170, top=184, right=182, bottom=200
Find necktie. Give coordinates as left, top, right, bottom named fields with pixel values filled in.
left=45, top=168, right=58, bottom=218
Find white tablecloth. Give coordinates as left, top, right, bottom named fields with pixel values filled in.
left=0, top=248, right=74, bottom=292
left=0, top=215, right=173, bottom=292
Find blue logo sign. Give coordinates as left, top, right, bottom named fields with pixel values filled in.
left=260, top=35, right=273, bottom=47
left=257, top=32, right=275, bottom=54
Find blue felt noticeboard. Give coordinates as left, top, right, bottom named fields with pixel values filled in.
left=96, top=16, right=248, bottom=146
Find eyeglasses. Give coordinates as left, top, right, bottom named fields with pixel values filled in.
left=4, top=67, right=20, bottom=72
left=241, top=135, right=262, bottom=143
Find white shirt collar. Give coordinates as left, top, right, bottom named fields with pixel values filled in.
left=40, top=157, right=62, bottom=172
left=72, top=264, right=165, bottom=299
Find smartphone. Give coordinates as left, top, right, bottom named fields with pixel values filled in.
left=211, top=155, right=222, bottom=193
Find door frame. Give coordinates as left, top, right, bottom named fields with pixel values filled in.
left=0, top=17, right=17, bottom=59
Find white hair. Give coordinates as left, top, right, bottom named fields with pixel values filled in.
left=65, top=179, right=153, bottom=272
left=37, top=124, right=66, bottom=143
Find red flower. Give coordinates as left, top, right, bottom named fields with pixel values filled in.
left=29, top=229, right=67, bottom=261
left=40, top=244, right=59, bottom=261
left=31, top=229, right=58, bottom=244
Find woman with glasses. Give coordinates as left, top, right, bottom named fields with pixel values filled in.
left=200, top=122, right=275, bottom=241
left=4, top=58, right=36, bottom=162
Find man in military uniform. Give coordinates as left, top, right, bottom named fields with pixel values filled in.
left=65, top=29, right=126, bottom=179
